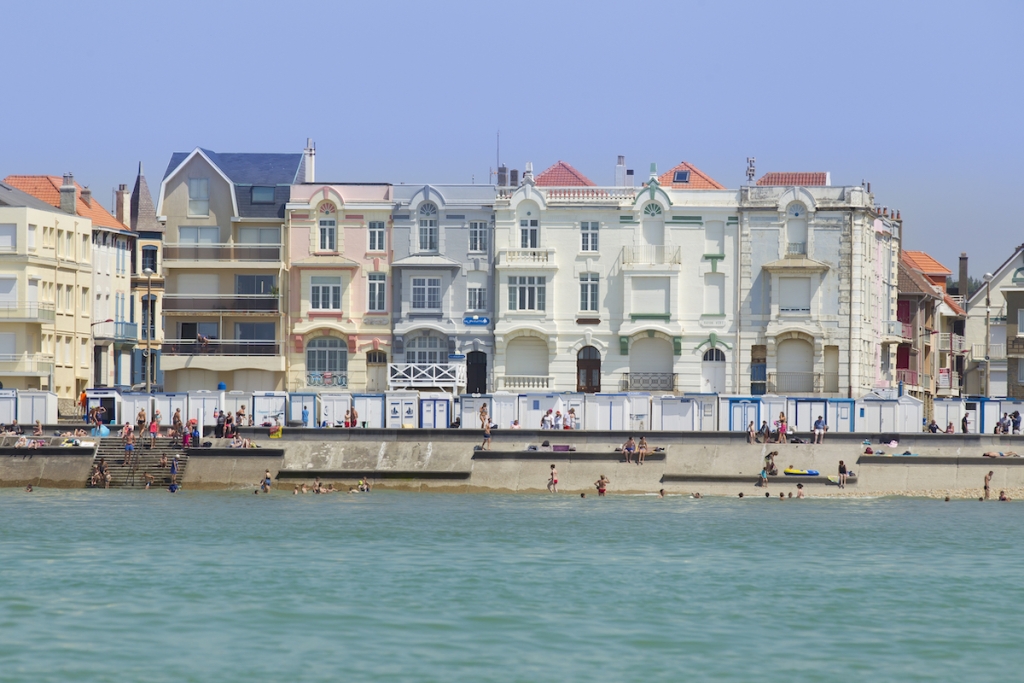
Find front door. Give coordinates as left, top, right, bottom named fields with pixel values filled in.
left=366, top=351, right=386, bottom=392
left=577, top=346, right=601, bottom=393
left=466, top=351, right=487, bottom=394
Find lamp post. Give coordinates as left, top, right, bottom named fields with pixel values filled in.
left=984, top=272, right=993, bottom=399
left=143, top=268, right=154, bottom=394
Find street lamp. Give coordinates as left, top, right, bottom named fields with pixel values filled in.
left=143, top=268, right=154, bottom=394
left=984, top=272, right=993, bottom=398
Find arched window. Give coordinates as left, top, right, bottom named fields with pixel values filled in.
left=318, top=203, right=337, bottom=252
left=141, top=246, right=158, bottom=273
left=643, top=203, right=663, bottom=216
left=407, top=334, right=443, bottom=364
left=577, top=346, right=601, bottom=392
left=419, top=203, right=438, bottom=252
left=786, top=203, right=807, bottom=255
left=641, top=203, right=664, bottom=247
left=703, top=348, right=726, bottom=362
left=307, top=337, right=347, bottom=375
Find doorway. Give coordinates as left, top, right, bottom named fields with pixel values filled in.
left=366, top=351, right=387, bottom=391
left=467, top=351, right=487, bottom=394
left=577, top=346, right=601, bottom=393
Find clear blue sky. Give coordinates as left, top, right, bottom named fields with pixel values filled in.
left=4, top=0, right=1021, bottom=276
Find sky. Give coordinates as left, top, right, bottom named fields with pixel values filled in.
left=3, top=0, right=1021, bottom=276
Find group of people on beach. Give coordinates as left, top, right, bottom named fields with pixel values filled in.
left=619, top=436, right=652, bottom=465
left=748, top=413, right=828, bottom=445
left=288, top=475, right=371, bottom=494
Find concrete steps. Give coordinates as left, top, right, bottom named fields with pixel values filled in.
left=88, top=437, right=189, bottom=488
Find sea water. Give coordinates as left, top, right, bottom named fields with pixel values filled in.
left=1, top=490, right=1022, bottom=682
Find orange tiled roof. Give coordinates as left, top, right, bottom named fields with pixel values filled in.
left=3, top=175, right=128, bottom=230
left=902, top=250, right=951, bottom=276
left=757, top=172, right=829, bottom=186
left=534, top=161, right=595, bottom=187
left=944, top=293, right=966, bottom=316
left=657, top=162, right=725, bottom=190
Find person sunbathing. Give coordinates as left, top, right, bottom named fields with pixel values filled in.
left=983, top=451, right=1020, bottom=458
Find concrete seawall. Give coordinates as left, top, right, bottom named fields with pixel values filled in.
left=4, top=429, right=1024, bottom=495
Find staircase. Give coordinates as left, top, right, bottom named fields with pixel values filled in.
left=88, top=437, right=190, bottom=489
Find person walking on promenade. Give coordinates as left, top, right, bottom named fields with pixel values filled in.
left=548, top=464, right=559, bottom=493
left=349, top=406, right=358, bottom=429
left=962, top=414, right=970, bottom=434
left=215, top=409, right=226, bottom=439
left=838, top=460, right=848, bottom=489
left=541, top=409, right=554, bottom=430
left=594, top=475, right=609, bottom=496
left=985, top=470, right=994, bottom=500
left=479, top=403, right=488, bottom=429
left=813, top=416, right=826, bottom=444
left=747, top=421, right=756, bottom=444
left=481, top=421, right=492, bottom=451
left=778, top=412, right=788, bottom=441
left=756, top=420, right=770, bottom=443
left=301, top=405, right=310, bottom=428
left=566, top=407, right=577, bottom=430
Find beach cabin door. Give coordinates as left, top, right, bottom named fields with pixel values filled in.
left=730, top=401, right=758, bottom=432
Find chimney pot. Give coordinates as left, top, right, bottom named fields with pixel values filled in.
left=59, top=173, right=77, bottom=214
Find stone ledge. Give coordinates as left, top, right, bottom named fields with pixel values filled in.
left=276, top=469, right=471, bottom=480
left=472, top=450, right=666, bottom=461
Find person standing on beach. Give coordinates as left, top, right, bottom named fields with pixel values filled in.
left=301, top=405, right=309, bottom=428
left=747, top=421, right=756, bottom=444
left=594, top=475, right=609, bottom=496
left=548, top=464, right=558, bottom=493
left=838, top=460, right=848, bottom=489
left=481, top=421, right=492, bottom=451
left=985, top=470, right=993, bottom=499
left=349, top=406, right=358, bottom=429
left=148, top=418, right=159, bottom=449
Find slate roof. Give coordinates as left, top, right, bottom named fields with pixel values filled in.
left=657, top=162, right=725, bottom=190
left=535, top=161, right=595, bottom=187
left=3, top=175, right=127, bottom=230
left=131, top=163, right=161, bottom=233
left=163, top=148, right=304, bottom=185
left=756, top=172, right=829, bottom=186
left=0, top=181, right=66, bottom=213
left=902, top=250, right=951, bottom=276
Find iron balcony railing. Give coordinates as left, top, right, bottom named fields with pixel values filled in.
left=388, top=363, right=466, bottom=389
left=621, top=245, right=682, bottom=265
left=786, top=242, right=807, bottom=255
left=162, top=295, right=280, bottom=313
left=496, top=375, right=552, bottom=390
left=161, top=339, right=280, bottom=356
left=896, top=369, right=919, bottom=386
left=767, top=372, right=840, bottom=394
left=162, top=243, right=282, bottom=262
left=0, top=302, right=55, bottom=322
left=306, top=372, right=348, bottom=387
left=622, top=372, right=676, bottom=392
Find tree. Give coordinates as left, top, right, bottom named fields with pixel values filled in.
left=946, top=275, right=983, bottom=298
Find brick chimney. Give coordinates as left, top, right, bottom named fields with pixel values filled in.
left=60, top=174, right=77, bottom=214
left=115, top=183, right=130, bottom=225
left=80, top=186, right=92, bottom=207
left=959, top=253, right=969, bottom=298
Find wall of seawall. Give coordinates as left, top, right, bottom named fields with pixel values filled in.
left=0, top=449, right=96, bottom=488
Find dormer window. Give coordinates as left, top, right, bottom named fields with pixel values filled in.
left=673, top=171, right=690, bottom=183
left=319, top=203, right=337, bottom=252
left=188, top=178, right=209, bottom=216
left=419, top=203, right=438, bottom=252
left=643, top=203, right=663, bottom=216
left=251, top=186, right=275, bottom=204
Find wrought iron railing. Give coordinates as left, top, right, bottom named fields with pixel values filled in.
left=622, top=372, right=676, bottom=391
left=306, top=372, right=348, bottom=387
left=161, top=339, right=280, bottom=356
left=162, top=295, right=280, bottom=313
left=621, top=245, right=682, bottom=265
left=162, top=243, right=281, bottom=262
left=896, top=369, right=919, bottom=386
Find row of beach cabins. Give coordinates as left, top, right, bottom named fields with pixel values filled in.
left=3, top=387, right=1020, bottom=435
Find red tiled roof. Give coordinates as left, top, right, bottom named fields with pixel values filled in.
left=902, top=250, right=951, bottom=276
left=657, top=162, right=724, bottom=190
left=756, top=172, right=829, bottom=186
left=3, top=175, right=127, bottom=230
left=944, top=293, right=966, bottom=316
left=534, top=161, right=595, bottom=187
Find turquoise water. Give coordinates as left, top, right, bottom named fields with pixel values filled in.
left=1, top=490, right=1022, bottom=682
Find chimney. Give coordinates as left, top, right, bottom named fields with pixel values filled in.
left=523, top=162, right=534, bottom=181
left=510, top=169, right=519, bottom=186
left=303, top=137, right=316, bottom=183
left=615, top=155, right=626, bottom=186
left=497, top=165, right=508, bottom=187
left=626, top=169, right=634, bottom=187
left=115, top=183, right=130, bottom=224
left=60, top=173, right=77, bottom=214
left=959, top=253, right=969, bottom=298
left=81, top=187, right=92, bottom=206
left=649, top=162, right=658, bottom=181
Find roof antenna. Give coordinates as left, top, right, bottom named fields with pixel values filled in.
left=746, top=157, right=756, bottom=184
left=489, top=130, right=501, bottom=184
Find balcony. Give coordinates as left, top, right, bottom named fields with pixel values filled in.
left=496, top=186, right=636, bottom=204
left=497, top=248, right=557, bottom=269
left=620, top=245, right=682, bottom=266
left=388, top=363, right=466, bottom=389
left=896, top=369, right=919, bottom=386
left=306, top=371, right=348, bottom=388
left=938, top=333, right=967, bottom=353
left=767, top=372, right=840, bottom=394
left=162, top=243, right=282, bottom=267
left=971, top=343, right=1006, bottom=360
left=0, top=353, right=54, bottom=376
left=786, top=242, right=807, bottom=256
left=159, top=339, right=284, bottom=373
left=0, top=302, right=55, bottom=323
left=162, top=295, right=280, bottom=314
left=92, top=321, right=138, bottom=342
left=622, top=372, right=676, bottom=392
left=496, top=374, right=552, bottom=390
left=883, top=320, right=912, bottom=343
left=937, top=371, right=961, bottom=391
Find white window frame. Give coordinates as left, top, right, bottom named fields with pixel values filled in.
left=368, top=222, right=386, bottom=252
left=419, top=204, right=438, bottom=252
left=508, top=276, right=545, bottom=311
left=27, top=224, right=36, bottom=251
left=469, top=221, right=488, bottom=252
left=310, top=276, right=342, bottom=311
left=467, top=286, right=487, bottom=311
left=188, top=178, right=210, bottom=217
left=407, top=335, right=443, bottom=364
left=581, top=221, right=599, bottom=252
left=520, top=219, right=539, bottom=249
left=319, top=219, right=337, bottom=252
left=368, top=273, right=386, bottom=312
left=580, top=273, right=599, bottom=312
left=411, top=277, right=441, bottom=310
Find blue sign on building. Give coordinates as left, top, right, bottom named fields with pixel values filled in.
left=463, top=316, right=490, bottom=326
